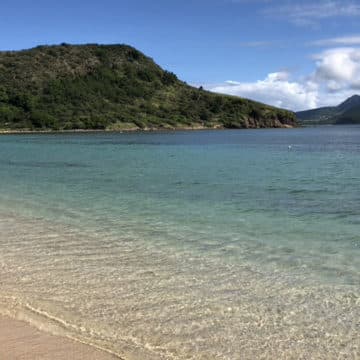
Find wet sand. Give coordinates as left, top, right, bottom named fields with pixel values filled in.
left=0, top=315, right=119, bottom=360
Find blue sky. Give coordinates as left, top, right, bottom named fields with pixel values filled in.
left=1, top=0, right=360, bottom=110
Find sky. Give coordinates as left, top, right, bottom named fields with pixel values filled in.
left=1, top=0, right=360, bottom=111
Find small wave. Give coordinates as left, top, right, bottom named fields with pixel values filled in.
left=13, top=302, right=125, bottom=360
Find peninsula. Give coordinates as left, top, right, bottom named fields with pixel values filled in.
left=0, top=44, right=297, bottom=131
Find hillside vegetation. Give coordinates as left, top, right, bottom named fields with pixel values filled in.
left=0, top=44, right=297, bottom=131
left=296, top=95, right=360, bottom=125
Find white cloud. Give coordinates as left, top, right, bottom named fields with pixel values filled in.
left=205, top=47, right=360, bottom=111
left=311, top=36, right=360, bottom=47
left=313, top=48, right=360, bottom=89
left=207, top=72, right=318, bottom=111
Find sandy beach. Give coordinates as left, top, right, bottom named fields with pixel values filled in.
left=0, top=315, right=119, bottom=360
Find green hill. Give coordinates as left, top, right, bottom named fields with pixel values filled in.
left=335, top=105, right=360, bottom=124
left=0, top=44, right=297, bottom=131
left=296, top=95, right=360, bottom=125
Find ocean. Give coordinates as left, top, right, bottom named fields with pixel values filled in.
left=0, top=126, right=359, bottom=359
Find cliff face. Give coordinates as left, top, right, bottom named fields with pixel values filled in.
left=0, top=44, right=297, bottom=131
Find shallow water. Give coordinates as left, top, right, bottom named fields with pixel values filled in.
left=0, top=127, right=359, bottom=359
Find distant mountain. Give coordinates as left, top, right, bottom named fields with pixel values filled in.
left=296, top=95, right=360, bottom=124
left=0, top=44, right=296, bottom=131
left=336, top=94, right=360, bottom=113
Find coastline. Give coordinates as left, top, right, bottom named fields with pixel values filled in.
left=0, top=315, right=120, bottom=360
left=0, top=123, right=295, bottom=135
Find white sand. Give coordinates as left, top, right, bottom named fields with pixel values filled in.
left=0, top=315, right=119, bottom=360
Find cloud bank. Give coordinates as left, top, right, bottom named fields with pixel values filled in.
left=207, top=47, right=360, bottom=111
left=209, top=72, right=317, bottom=111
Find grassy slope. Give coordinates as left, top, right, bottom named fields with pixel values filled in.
left=0, top=44, right=297, bottom=131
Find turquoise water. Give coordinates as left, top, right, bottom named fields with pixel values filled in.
left=0, top=127, right=359, bottom=359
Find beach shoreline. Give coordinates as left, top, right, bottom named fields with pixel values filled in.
left=0, top=123, right=295, bottom=135
left=0, top=314, right=120, bottom=360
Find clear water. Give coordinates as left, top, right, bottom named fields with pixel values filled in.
left=0, top=127, right=359, bottom=359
